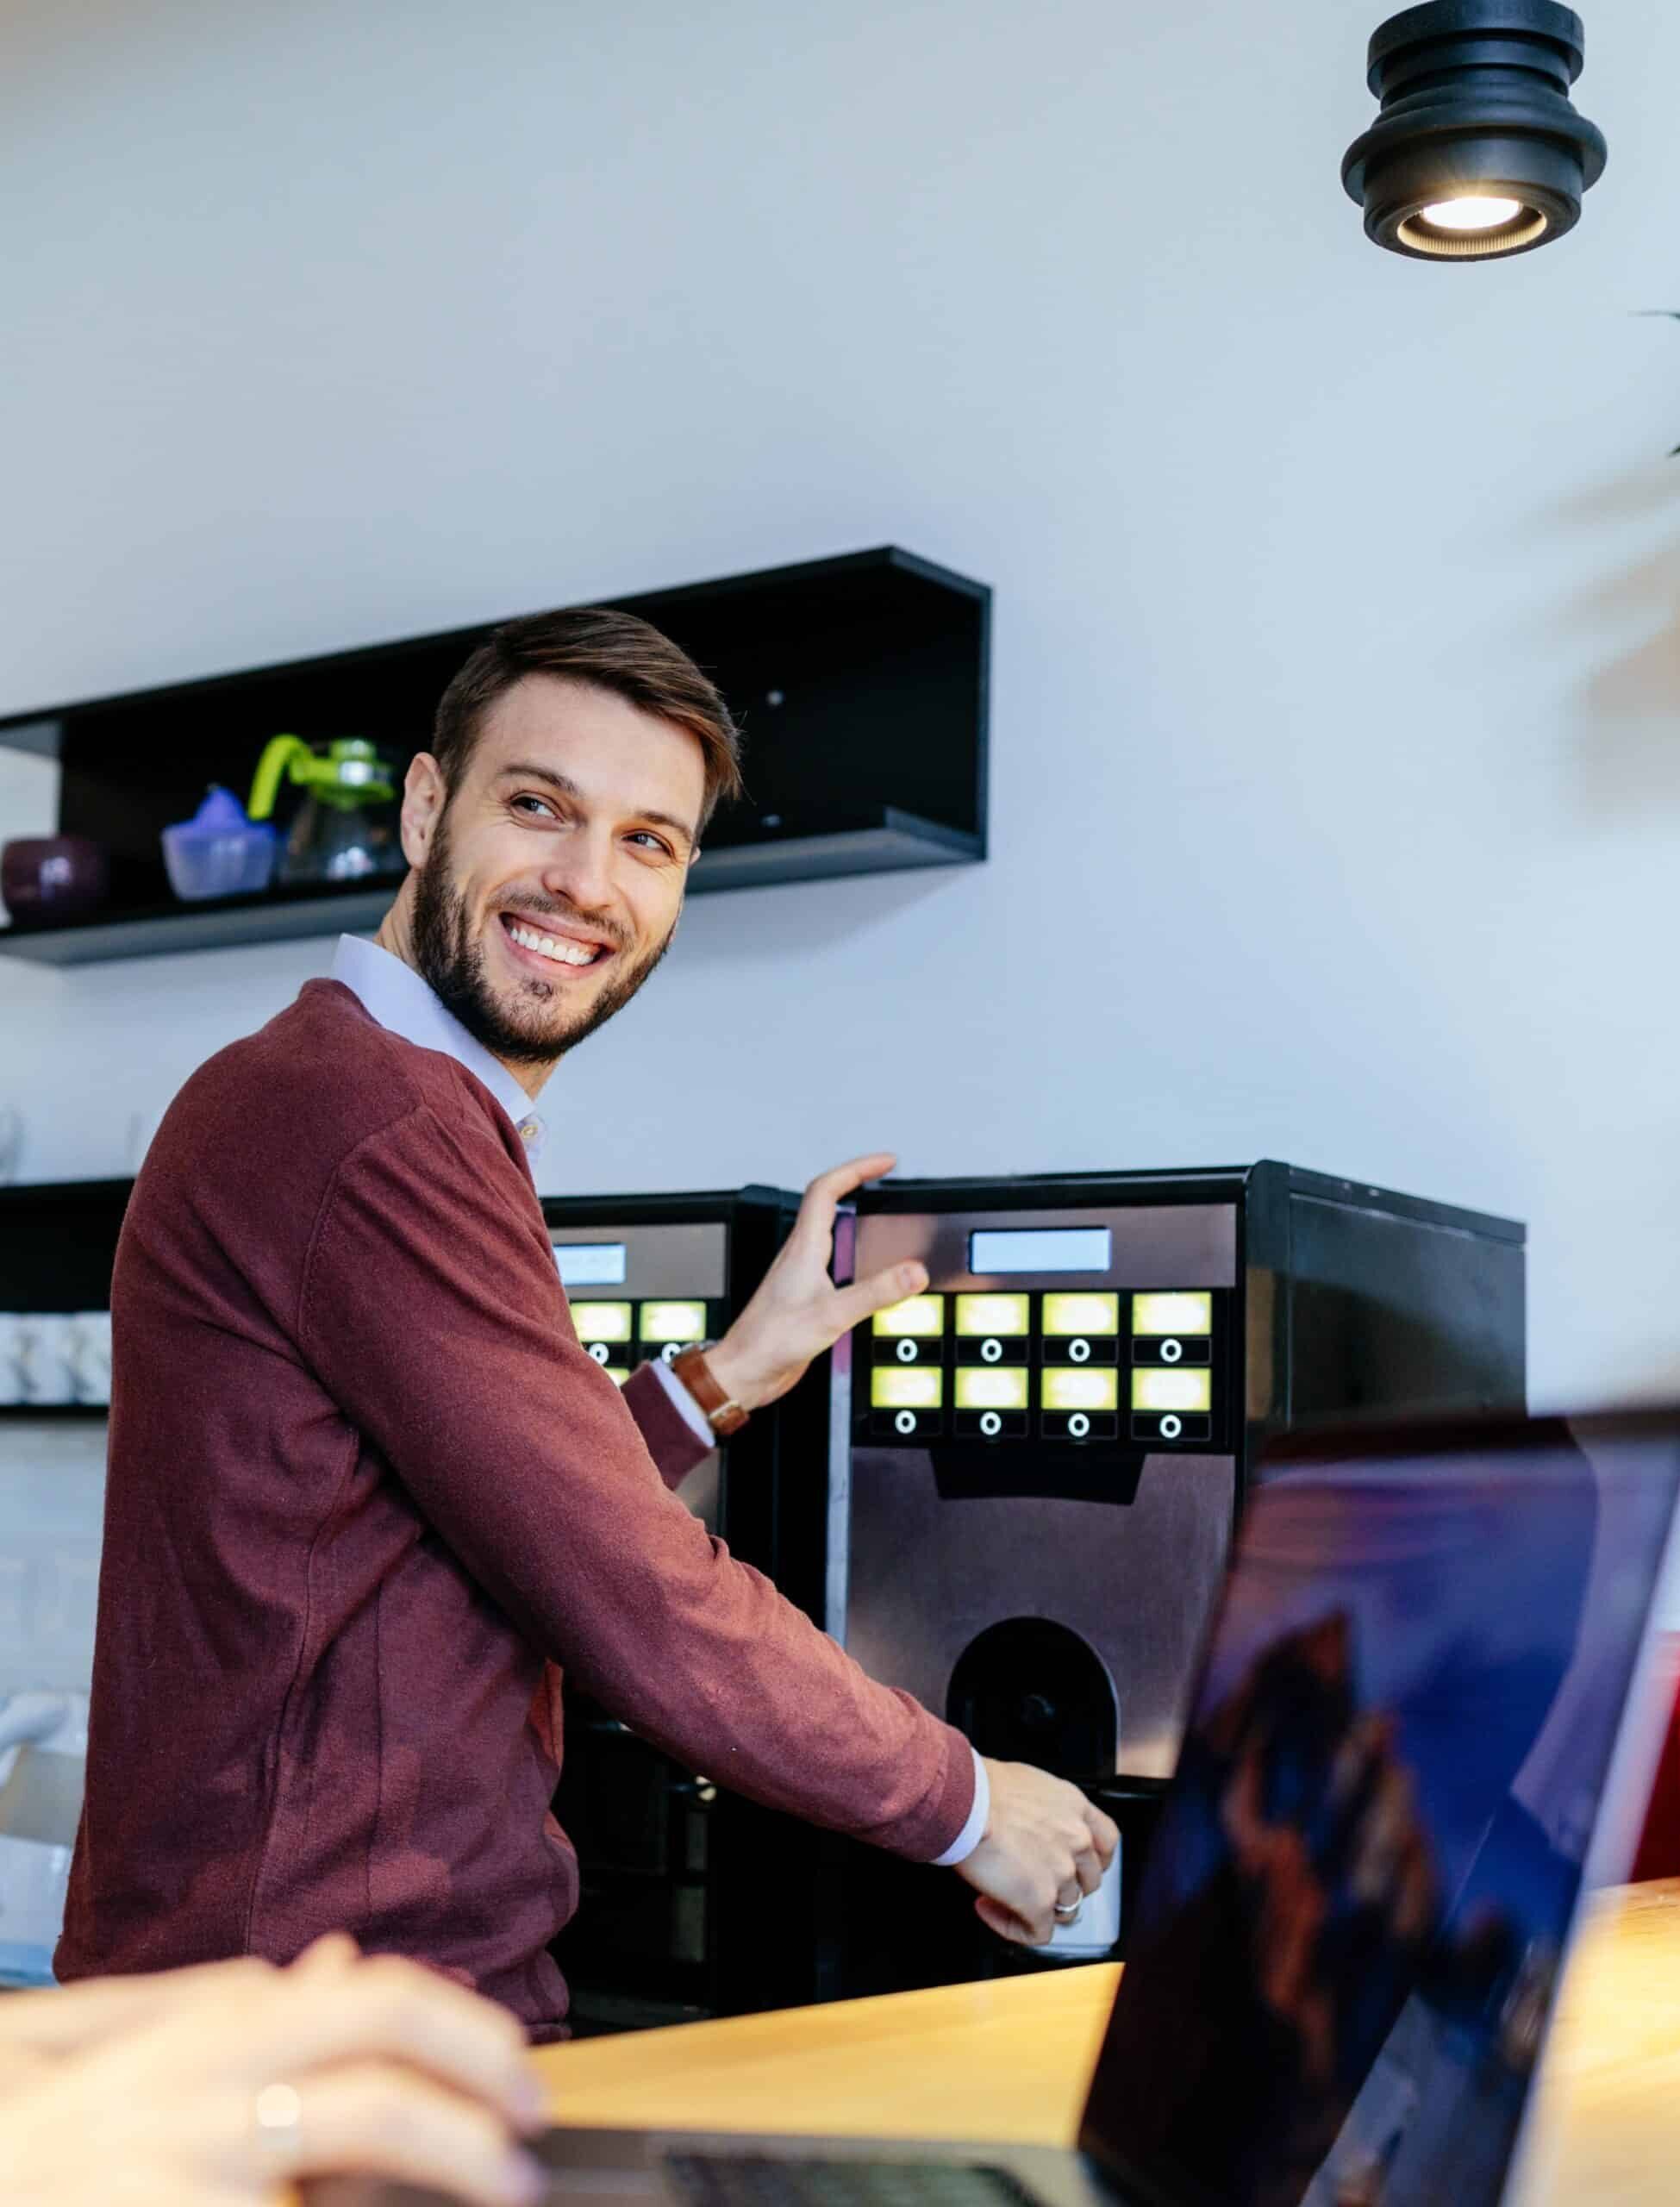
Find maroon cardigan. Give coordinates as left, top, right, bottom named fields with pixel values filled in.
left=55, top=980, right=971, bottom=2030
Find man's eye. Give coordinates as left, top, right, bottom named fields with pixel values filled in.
left=627, top=831, right=675, bottom=857
left=511, top=794, right=557, bottom=819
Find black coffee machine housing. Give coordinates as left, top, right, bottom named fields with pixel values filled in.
left=715, top=1161, right=1525, bottom=2013
left=539, top=1185, right=824, bottom=2035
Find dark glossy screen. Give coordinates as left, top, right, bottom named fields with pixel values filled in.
left=1081, top=1427, right=1679, bottom=2207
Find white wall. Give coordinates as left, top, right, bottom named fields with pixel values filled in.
left=3, top=0, right=1678, bottom=1410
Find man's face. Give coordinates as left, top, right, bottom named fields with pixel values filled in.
left=405, top=673, right=707, bottom=1068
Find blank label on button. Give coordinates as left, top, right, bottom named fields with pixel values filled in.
left=872, top=1295, right=946, bottom=1337
left=1042, top=1292, right=1120, bottom=1337
left=1041, top=1366, right=1120, bottom=1413
left=1133, top=1291, right=1213, bottom=1337
left=955, top=1366, right=1030, bottom=1411
left=1132, top=1366, right=1212, bottom=1414
left=574, top=1302, right=634, bottom=1344
left=955, top=1292, right=1031, bottom=1336
left=871, top=1366, right=944, bottom=1410
left=640, top=1299, right=707, bottom=1343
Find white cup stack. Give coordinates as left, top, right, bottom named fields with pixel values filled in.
left=68, top=1312, right=113, bottom=1406
left=0, top=1316, right=23, bottom=1407
left=0, top=1313, right=111, bottom=1408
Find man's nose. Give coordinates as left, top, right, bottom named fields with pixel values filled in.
left=539, top=828, right=618, bottom=916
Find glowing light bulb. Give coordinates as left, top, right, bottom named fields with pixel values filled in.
left=1420, top=196, right=1523, bottom=232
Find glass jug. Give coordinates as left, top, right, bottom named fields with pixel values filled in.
left=247, top=735, right=406, bottom=886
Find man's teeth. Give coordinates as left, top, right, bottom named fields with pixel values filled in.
left=506, top=921, right=600, bottom=966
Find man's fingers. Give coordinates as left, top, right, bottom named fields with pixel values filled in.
left=255, top=1957, right=542, bottom=2129
left=290, top=1931, right=362, bottom=1979
left=972, top=1893, right=1047, bottom=1948
left=281, top=2062, right=540, bottom=2207
left=832, top=1260, right=929, bottom=1336
left=1084, top=1804, right=1120, bottom=1866
left=789, top=1153, right=898, bottom=1254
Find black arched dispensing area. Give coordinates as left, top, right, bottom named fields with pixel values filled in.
left=947, top=1618, right=1118, bottom=1779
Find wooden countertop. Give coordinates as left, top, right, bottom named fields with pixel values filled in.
left=534, top=1882, right=1680, bottom=2203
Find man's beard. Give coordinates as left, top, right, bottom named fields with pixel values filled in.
left=409, top=810, right=675, bottom=1070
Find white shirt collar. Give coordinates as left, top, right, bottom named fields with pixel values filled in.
left=330, top=935, right=547, bottom=1164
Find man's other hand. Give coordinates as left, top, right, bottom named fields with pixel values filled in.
left=955, top=1759, right=1120, bottom=1947
left=704, top=1154, right=927, bottom=1414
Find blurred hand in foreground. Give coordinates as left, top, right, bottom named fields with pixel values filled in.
left=0, top=1934, right=546, bottom=2207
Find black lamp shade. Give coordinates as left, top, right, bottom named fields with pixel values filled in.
left=1342, top=1, right=1607, bottom=260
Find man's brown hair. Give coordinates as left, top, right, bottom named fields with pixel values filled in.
left=432, top=606, right=744, bottom=833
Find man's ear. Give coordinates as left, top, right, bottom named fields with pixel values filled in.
left=401, top=753, right=448, bottom=868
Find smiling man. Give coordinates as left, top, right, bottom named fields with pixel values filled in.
left=57, top=609, right=1113, bottom=2035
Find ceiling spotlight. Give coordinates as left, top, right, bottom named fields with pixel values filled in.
left=1342, top=2, right=1606, bottom=262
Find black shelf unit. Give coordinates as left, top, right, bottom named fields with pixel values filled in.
left=0, top=1179, right=133, bottom=1311
left=0, top=547, right=990, bottom=966
left=0, top=1404, right=109, bottom=1422
left=0, top=1179, right=132, bottom=1418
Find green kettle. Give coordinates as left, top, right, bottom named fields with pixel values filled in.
left=247, top=735, right=406, bottom=886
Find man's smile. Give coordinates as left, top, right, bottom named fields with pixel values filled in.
left=497, top=909, right=615, bottom=977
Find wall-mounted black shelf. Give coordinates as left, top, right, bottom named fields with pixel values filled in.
left=0, top=1404, right=109, bottom=1422
left=0, top=547, right=989, bottom=967
left=0, top=807, right=977, bottom=966
left=0, top=1179, right=133, bottom=1311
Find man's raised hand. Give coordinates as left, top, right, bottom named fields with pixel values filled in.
left=705, top=1154, right=927, bottom=1414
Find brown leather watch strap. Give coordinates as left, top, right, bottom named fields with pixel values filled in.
left=669, top=1343, right=749, bottom=1438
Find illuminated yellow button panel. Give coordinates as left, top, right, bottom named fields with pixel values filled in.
left=1042, top=1291, right=1121, bottom=1337
left=1041, top=1366, right=1121, bottom=1413
left=863, top=1281, right=1221, bottom=1446
left=640, top=1300, right=708, bottom=1345
left=871, top=1367, right=945, bottom=1410
left=1132, top=1291, right=1213, bottom=1337
left=573, top=1303, right=634, bottom=1344
left=872, top=1295, right=946, bottom=1337
left=573, top=1295, right=716, bottom=1386
left=954, top=1293, right=1031, bottom=1336
left=954, top=1366, right=1031, bottom=1411
left=1132, top=1367, right=1212, bottom=1414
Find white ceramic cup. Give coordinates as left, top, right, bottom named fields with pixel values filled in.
left=67, top=1312, right=112, bottom=1406
left=1044, top=1841, right=1124, bottom=1960
left=0, top=1316, right=25, bottom=1406
left=17, top=1316, right=77, bottom=1406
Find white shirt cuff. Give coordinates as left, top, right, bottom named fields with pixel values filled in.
left=649, top=1354, right=719, bottom=1447
left=930, top=1747, right=990, bottom=1866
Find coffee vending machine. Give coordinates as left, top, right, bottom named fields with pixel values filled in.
left=540, top=1186, right=826, bottom=2035
left=714, top=1162, right=1525, bottom=2013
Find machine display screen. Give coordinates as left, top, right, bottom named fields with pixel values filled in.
left=954, top=1292, right=1031, bottom=1336
left=871, top=1366, right=945, bottom=1410
left=1041, top=1366, right=1121, bottom=1413
left=1133, top=1367, right=1213, bottom=1414
left=954, top=1366, right=1032, bottom=1410
left=553, top=1241, right=628, bottom=1286
left=969, top=1228, right=1113, bottom=1274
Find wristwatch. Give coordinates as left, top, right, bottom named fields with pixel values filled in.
left=670, top=1342, right=749, bottom=1438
